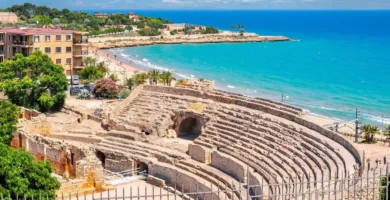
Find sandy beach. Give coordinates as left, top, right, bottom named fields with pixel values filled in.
left=89, top=46, right=145, bottom=85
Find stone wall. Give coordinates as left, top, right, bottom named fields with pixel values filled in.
left=188, top=144, right=210, bottom=164
left=11, top=131, right=105, bottom=181
left=20, top=107, right=43, bottom=120
left=248, top=169, right=265, bottom=198
left=149, top=162, right=219, bottom=200
left=110, top=85, right=144, bottom=119
left=105, top=158, right=133, bottom=172
left=210, top=151, right=247, bottom=183
left=142, top=85, right=363, bottom=171
left=0, top=12, right=17, bottom=23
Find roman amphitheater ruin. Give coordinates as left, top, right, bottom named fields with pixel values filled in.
left=13, top=80, right=375, bottom=199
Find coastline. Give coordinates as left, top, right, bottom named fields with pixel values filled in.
left=89, top=35, right=291, bottom=49
left=95, top=45, right=351, bottom=131
left=89, top=35, right=386, bottom=130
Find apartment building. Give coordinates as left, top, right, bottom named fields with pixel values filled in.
left=0, top=28, right=88, bottom=75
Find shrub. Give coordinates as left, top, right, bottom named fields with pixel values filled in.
left=118, top=88, right=131, bottom=99
left=92, top=78, right=119, bottom=99
left=76, top=91, right=93, bottom=100
left=0, top=101, right=20, bottom=145
left=109, top=74, right=119, bottom=82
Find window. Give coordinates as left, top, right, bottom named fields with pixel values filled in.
left=8, top=46, right=11, bottom=52
left=55, top=47, right=61, bottom=53
left=45, top=35, right=51, bottom=41
left=33, top=35, right=40, bottom=42
left=66, top=58, right=72, bottom=64
left=56, top=59, right=61, bottom=64
left=66, top=35, right=72, bottom=41
left=44, top=47, right=51, bottom=54
left=8, top=35, right=10, bottom=41
left=66, top=46, right=72, bottom=53
left=55, top=35, right=61, bottom=41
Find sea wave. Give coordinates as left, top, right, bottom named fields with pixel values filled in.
left=361, top=113, right=390, bottom=125
left=227, top=85, right=235, bottom=89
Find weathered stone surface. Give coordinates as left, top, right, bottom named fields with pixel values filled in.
left=188, top=144, right=210, bottom=164
left=210, top=151, right=247, bottom=183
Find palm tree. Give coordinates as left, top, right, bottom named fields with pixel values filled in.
left=362, top=124, right=380, bottom=143
left=134, top=73, right=149, bottom=86
left=160, top=71, right=175, bottom=86
left=126, top=77, right=135, bottom=90
left=231, top=24, right=236, bottom=33
left=84, top=57, right=96, bottom=67
left=148, top=69, right=160, bottom=85
left=385, top=124, right=390, bottom=139
left=97, top=62, right=109, bottom=76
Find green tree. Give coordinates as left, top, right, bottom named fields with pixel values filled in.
left=125, top=25, right=133, bottom=31
left=78, top=66, right=104, bottom=82
left=0, top=101, right=20, bottom=145
left=0, top=143, right=61, bottom=199
left=109, top=74, right=119, bottom=82
left=0, top=51, right=68, bottom=112
left=137, top=28, right=160, bottom=36
left=148, top=69, right=160, bottom=85
left=126, top=78, right=135, bottom=90
left=51, top=18, right=60, bottom=25
left=96, top=62, right=109, bottom=76
left=33, top=15, right=51, bottom=28
left=362, top=124, right=380, bottom=143
left=84, top=57, right=97, bottom=67
left=160, top=71, right=175, bottom=86
left=202, top=26, right=219, bottom=34
left=134, top=73, right=149, bottom=85
left=384, top=124, right=390, bottom=139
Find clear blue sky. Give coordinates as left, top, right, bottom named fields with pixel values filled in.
left=1, top=0, right=390, bottom=10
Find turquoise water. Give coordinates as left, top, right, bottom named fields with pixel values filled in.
left=106, top=10, right=390, bottom=126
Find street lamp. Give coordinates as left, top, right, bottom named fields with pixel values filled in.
left=354, top=108, right=360, bottom=143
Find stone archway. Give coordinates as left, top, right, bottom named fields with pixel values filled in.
left=137, top=162, right=149, bottom=174
left=178, top=117, right=200, bottom=137
left=172, top=111, right=208, bottom=140
left=96, top=151, right=106, bottom=168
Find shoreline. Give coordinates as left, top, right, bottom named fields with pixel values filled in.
left=89, top=35, right=291, bottom=49
left=89, top=36, right=387, bottom=129
left=98, top=46, right=349, bottom=130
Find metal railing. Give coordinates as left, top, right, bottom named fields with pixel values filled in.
left=73, top=50, right=89, bottom=56
left=12, top=41, right=33, bottom=46
left=1, top=163, right=390, bottom=200
left=73, top=39, right=88, bottom=44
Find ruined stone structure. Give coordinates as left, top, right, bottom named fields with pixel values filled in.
left=12, top=108, right=109, bottom=195
left=15, top=80, right=363, bottom=199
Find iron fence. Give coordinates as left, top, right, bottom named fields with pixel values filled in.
left=2, top=164, right=390, bottom=200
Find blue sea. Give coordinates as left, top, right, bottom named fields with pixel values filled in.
left=93, top=10, right=390, bottom=126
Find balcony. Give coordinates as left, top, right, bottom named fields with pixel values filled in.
left=12, top=41, right=33, bottom=47
left=72, top=62, right=87, bottom=69
left=0, top=40, right=4, bottom=45
left=73, top=50, right=88, bottom=57
left=73, top=39, right=89, bottom=45
left=0, top=50, right=4, bottom=56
